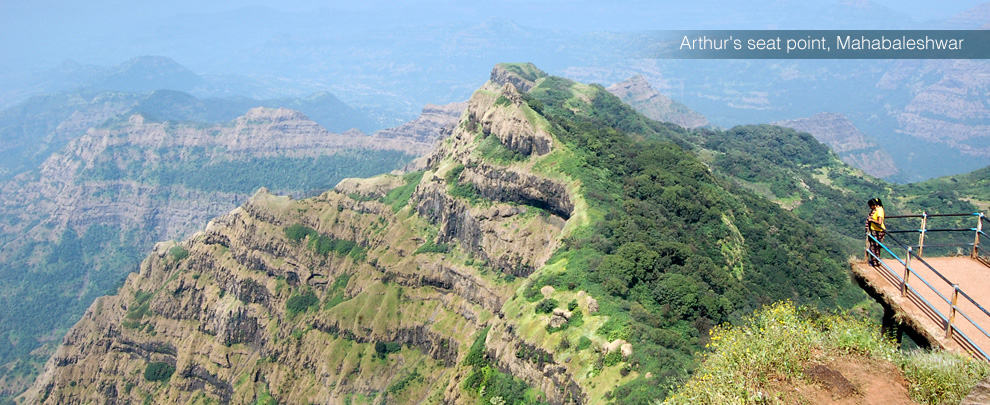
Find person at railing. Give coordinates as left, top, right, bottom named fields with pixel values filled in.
left=867, top=198, right=886, bottom=266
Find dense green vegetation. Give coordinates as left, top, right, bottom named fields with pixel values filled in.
left=462, top=327, right=549, bottom=405
left=698, top=124, right=982, bottom=254
left=168, top=245, right=189, bottom=261
left=374, top=341, right=401, bottom=359
left=535, top=299, right=558, bottom=314
left=143, top=361, right=175, bottom=382
left=906, top=166, right=990, bottom=204
left=523, top=76, right=866, bottom=402
left=445, top=163, right=484, bottom=203
left=382, top=171, right=424, bottom=212
left=664, top=301, right=989, bottom=404
left=476, top=133, right=527, bottom=164
left=285, top=290, right=319, bottom=317
left=0, top=224, right=141, bottom=389
left=284, top=224, right=367, bottom=261
left=80, top=147, right=414, bottom=196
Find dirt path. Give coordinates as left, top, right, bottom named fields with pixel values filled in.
left=767, top=354, right=917, bottom=404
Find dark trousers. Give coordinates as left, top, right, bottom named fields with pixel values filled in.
left=869, top=230, right=886, bottom=265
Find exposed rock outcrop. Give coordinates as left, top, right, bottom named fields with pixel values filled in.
left=490, top=63, right=546, bottom=93
left=464, top=82, right=553, bottom=156
left=374, top=102, right=466, bottom=147
left=461, top=161, right=573, bottom=219
left=484, top=323, right=586, bottom=404
left=413, top=175, right=564, bottom=277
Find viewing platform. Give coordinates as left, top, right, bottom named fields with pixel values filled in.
left=851, top=212, right=989, bottom=361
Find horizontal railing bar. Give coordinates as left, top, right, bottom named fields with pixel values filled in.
left=909, top=243, right=973, bottom=248
left=958, top=289, right=990, bottom=320
left=906, top=264, right=953, bottom=306
left=909, top=251, right=956, bottom=286
left=886, top=213, right=980, bottom=219
left=895, top=243, right=974, bottom=249
left=904, top=282, right=948, bottom=324
left=949, top=323, right=990, bottom=363
left=889, top=228, right=975, bottom=233
left=870, top=234, right=906, bottom=266
left=956, top=306, right=990, bottom=341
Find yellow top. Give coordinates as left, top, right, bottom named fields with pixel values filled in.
left=869, top=206, right=885, bottom=231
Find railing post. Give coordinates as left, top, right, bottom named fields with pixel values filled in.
left=945, top=284, right=959, bottom=339
left=865, top=227, right=871, bottom=262
left=901, top=247, right=912, bottom=296
left=918, top=212, right=927, bottom=258
left=974, top=213, right=983, bottom=259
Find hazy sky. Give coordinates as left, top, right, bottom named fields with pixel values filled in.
left=1, top=1, right=987, bottom=76
left=3, top=0, right=987, bottom=69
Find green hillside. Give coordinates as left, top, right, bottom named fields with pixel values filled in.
left=509, top=69, right=866, bottom=401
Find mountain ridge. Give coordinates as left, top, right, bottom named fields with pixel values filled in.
left=24, top=63, right=870, bottom=404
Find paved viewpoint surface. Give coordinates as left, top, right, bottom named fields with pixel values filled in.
left=852, top=256, right=990, bottom=361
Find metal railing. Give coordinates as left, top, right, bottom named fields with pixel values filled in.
left=881, top=212, right=986, bottom=262
left=865, top=212, right=989, bottom=362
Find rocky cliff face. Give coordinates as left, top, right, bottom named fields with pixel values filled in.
left=0, top=107, right=427, bottom=253
left=463, top=82, right=553, bottom=156
left=774, top=112, right=899, bottom=178
left=374, top=102, right=466, bottom=146
left=0, top=105, right=442, bottom=399
left=607, top=75, right=708, bottom=129
left=25, top=65, right=625, bottom=404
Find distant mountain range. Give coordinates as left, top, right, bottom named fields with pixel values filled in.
left=0, top=74, right=385, bottom=181
left=0, top=56, right=381, bottom=132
